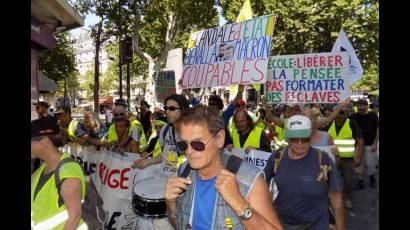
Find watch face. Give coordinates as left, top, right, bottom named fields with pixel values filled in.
left=244, top=208, right=253, bottom=219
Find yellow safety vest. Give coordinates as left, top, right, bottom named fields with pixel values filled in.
left=232, top=126, right=263, bottom=149
left=31, top=153, right=86, bottom=230
left=67, top=119, right=79, bottom=139
left=328, top=119, right=356, bottom=158
left=152, top=138, right=162, bottom=158
left=255, top=121, right=266, bottom=130
left=107, top=120, right=147, bottom=152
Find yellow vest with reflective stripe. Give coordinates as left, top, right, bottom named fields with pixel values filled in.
left=328, top=119, right=356, bottom=158
left=67, top=119, right=79, bottom=139
left=107, top=120, right=147, bottom=152
left=31, top=153, right=86, bottom=230
left=152, top=138, right=162, bottom=158
left=131, top=120, right=147, bottom=152
left=232, top=126, right=263, bottom=149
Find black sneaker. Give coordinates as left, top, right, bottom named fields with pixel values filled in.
left=354, top=180, right=365, bottom=190
left=370, top=175, right=377, bottom=188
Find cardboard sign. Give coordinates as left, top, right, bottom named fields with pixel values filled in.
left=265, top=52, right=350, bottom=104
left=181, top=14, right=276, bottom=89
left=155, top=71, right=176, bottom=103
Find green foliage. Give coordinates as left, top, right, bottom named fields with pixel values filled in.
left=80, top=68, right=95, bottom=100
left=138, top=0, right=219, bottom=59
left=38, top=31, right=79, bottom=89
left=219, top=0, right=379, bottom=90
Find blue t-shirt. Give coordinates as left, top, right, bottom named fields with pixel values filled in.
left=192, top=174, right=217, bottom=230
left=264, top=147, right=341, bottom=230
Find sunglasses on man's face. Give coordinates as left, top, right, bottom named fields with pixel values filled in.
left=31, top=136, right=44, bottom=142
left=114, top=112, right=125, bottom=116
left=164, top=106, right=180, bottom=112
left=289, top=138, right=310, bottom=143
left=177, top=133, right=218, bottom=152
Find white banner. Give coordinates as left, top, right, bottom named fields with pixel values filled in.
left=245, top=149, right=272, bottom=170
left=62, top=144, right=161, bottom=230
left=226, top=148, right=271, bottom=170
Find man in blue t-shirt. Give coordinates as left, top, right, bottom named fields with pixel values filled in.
left=264, top=115, right=345, bottom=230
left=165, top=105, right=283, bottom=230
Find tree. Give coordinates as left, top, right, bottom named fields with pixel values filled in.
left=127, top=0, right=219, bottom=104
left=38, top=31, right=79, bottom=91
left=80, top=68, right=95, bottom=101
left=73, top=0, right=120, bottom=113
left=219, top=0, right=379, bottom=90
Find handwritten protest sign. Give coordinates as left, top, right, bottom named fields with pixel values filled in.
left=181, top=14, right=276, bottom=89
left=265, top=52, right=350, bottom=104
left=155, top=71, right=176, bottom=103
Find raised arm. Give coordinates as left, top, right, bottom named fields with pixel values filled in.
left=317, top=98, right=350, bottom=128
left=232, top=84, right=245, bottom=106
left=261, top=96, right=284, bottom=128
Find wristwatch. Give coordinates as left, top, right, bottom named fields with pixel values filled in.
left=237, top=206, right=253, bottom=221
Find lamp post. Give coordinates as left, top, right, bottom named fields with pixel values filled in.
left=109, top=56, right=123, bottom=99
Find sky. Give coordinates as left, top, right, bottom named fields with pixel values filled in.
left=70, top=6, right=227, bottom=37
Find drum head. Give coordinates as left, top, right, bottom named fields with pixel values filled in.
left=133, top=177, right=167, bottom=200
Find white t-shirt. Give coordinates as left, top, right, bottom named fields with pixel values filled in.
left=105, top=109, right=113, bottom=123
left=159, top=125, right=181, bottom=177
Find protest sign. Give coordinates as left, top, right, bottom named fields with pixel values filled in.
left=181, top=14, right=276, bottom=89
left=244, top=149, right=272, bottom=170
left=155, top=71, right=176, bottom=103
left=265, top=52, right=350, bottom=104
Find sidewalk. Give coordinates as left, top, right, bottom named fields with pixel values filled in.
left=346, top=170, right=379, bottom=230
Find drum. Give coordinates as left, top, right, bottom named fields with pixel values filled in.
left=132, top=177, right=167, bottom=219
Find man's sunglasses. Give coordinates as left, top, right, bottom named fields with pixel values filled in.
left=164, top=106, right=180, bottom=112
left=289, top=138, right=310, bottom=143
left=31, top=136, right=44, bottom=142
left=177, top=133, right=218, bottom=152
left=114, top=112, right=125, bottom=116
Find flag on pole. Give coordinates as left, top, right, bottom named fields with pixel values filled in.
left=331, top=28, right=364, bottom=85
left=236, top=0, right=253, bottom=22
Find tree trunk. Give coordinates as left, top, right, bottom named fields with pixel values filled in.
left=94, top=39, right=101, bottom=113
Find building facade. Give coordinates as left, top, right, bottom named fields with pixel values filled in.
left=31, top=0, right=84, bottom=120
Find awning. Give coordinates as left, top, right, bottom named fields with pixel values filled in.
left=38, top=72, right=59, bottom=92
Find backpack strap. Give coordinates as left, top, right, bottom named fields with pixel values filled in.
left=179, top=154, right=243, bottom=178
left=225, top=154, right=243, bottom=174
left=180, top=163, right=192, bottom=178
left=316, top=148, right=331, bottom=185
left=54, top=157, right=83, bottom=207
left=273, top=149, right=285, bottom=176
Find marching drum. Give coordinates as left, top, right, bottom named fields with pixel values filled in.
left=132, top=177, right=168, bottom=219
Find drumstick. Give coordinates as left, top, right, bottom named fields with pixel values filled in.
left=130, top=150, right=155, bottom=169
left=165, top=158, right=177, bottom=169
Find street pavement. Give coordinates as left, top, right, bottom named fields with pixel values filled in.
left=345, top=170, right=379, bottom=230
